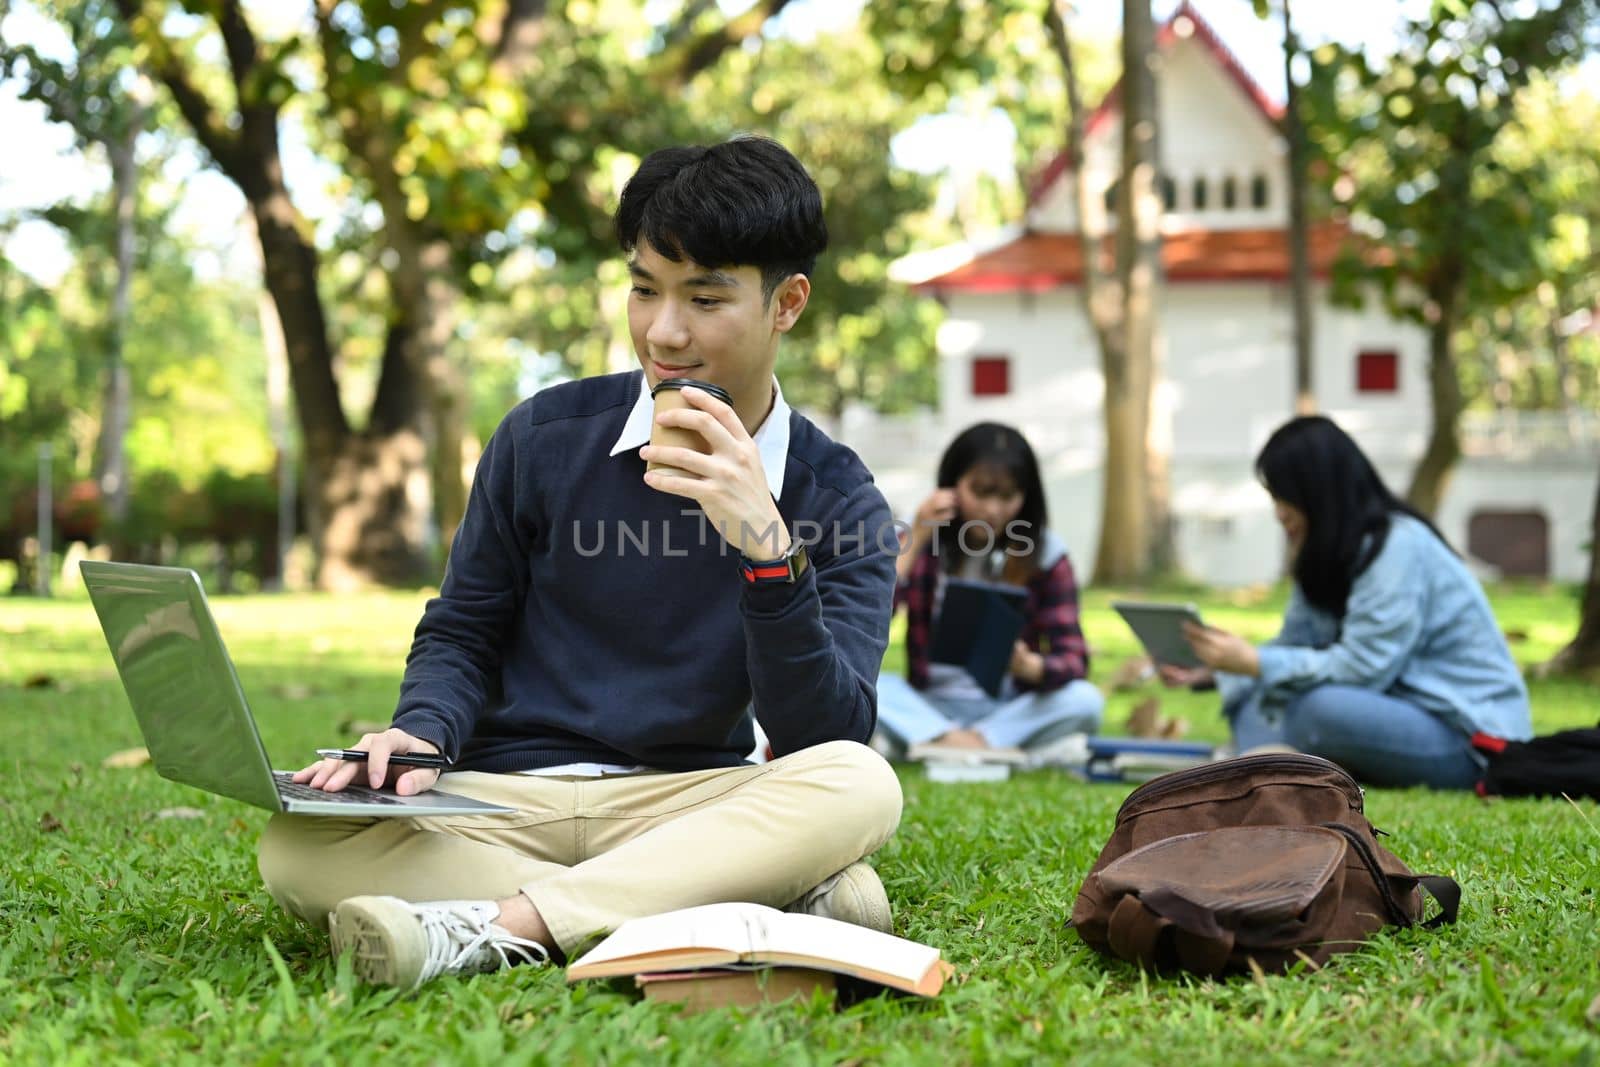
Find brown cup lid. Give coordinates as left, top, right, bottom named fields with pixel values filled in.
left=650, top=377, right=733, bottom=405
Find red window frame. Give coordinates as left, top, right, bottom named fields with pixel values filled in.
left=1356, top=350, right=1399, bottom=393
left=971, top=355, right=1011, bottom=397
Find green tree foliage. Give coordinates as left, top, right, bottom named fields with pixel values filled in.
left=83, top=0, right=950, bottom=586
left=1455, top=76, right=1600, bottom=414
left=867, top=0, right=1118, bottom=221
left=1304, top=0, right=1599, bottom=515
left=0, top=201, right=272, bottom=564
left=472, top=23, right=945, bottom=418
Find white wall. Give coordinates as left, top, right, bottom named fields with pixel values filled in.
left=834, top=282, right=1592, bottom=586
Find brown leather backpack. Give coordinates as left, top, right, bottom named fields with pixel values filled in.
left=1070, top=753, right=1460, bottom=976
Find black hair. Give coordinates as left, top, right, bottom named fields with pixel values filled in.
left=1255, top=415, right=1450, bottom=616
left=614, top=135, right=828, bottom=302
left=934, top=423, right=1049, bottom=573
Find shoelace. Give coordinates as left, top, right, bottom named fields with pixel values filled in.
left=417, top=905, right=550, bottom=986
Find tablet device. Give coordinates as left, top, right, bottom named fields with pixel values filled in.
left=1111, top=601, right=1206, bottom=669
left=930, top=577, right=1029, bottom=698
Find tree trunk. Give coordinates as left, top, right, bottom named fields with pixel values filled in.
left=1097, top=0, right=1164, bottom=584
left=311, top=3, right=465, bottom=557
left=1098, top=366, right=1150, bottom=580
left=317, top=321, right=433, bottom=590
left=1046, top=2, right=1135, bottom=582
left=1046, top=0, right=1165, bottom=583
left=1545, top=472, right=1600, bottom=675
left=95, top=114, right=137, bottom=541
left=1406, top=288, right=1464, bottom=518
left=246, top=193, right=429, bottom=588
left=389, top=239, right=461, bottom=554
left=260, top=288, right=294, bottom=589
left=1282, top=0, right=1316, bottom=415
left=116, top=0, right=437, bottom=588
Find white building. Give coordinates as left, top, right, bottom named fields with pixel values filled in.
left=869, top=0, right=1597, bottom=586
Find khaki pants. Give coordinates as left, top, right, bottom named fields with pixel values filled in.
left=257, top=740, right=902, bottom=954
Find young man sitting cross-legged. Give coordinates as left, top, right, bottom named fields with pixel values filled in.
left=257, top=135, right=904, bottom=991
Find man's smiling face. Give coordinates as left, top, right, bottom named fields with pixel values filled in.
left=627, top=239, right=807, bottom=433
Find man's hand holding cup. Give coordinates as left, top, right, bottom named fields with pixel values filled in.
left=639, top=382, right=789, bottom=560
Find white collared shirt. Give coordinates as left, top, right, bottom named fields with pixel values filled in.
left=607, top=372, right=791, bottom=499
left=522, top=372, right=791, bottom=779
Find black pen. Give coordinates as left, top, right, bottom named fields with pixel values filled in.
left=315, top=748, right=449, bottom=769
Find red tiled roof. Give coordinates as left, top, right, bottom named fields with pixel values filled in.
left=911, top=222, right=1355, bottom=293
left=1027, top=0, right=1284, bottom=208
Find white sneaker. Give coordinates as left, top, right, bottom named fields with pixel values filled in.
left=329, top=895, right=550, bottom=990
left=785, top=862, right=893, bottom=934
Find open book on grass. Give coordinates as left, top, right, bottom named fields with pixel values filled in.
left=566, top=902, right=948, bottom=998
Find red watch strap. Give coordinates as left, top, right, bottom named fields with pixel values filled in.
left=741, top=560, right=793, bottom=582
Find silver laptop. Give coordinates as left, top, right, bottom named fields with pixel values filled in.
left=81, top=560, right=513, bottom=818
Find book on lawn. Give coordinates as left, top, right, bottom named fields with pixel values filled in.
left=565, top=902, right=948, bottom=998
left=1078, top=736, right=1217, bottom=782
left=633, top=967, right=837, bottom=1013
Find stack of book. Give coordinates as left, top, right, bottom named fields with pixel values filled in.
left=1078, top=736, right=1218, bottom=782
left=566, top=901, right=950, bottom=1014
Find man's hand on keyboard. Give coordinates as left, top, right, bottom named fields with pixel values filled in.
left=292, top=727, right=443, bottom=796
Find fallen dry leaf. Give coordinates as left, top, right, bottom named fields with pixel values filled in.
left=153, top=807, right=206, bottom=821
left=1109, top=656, right=1153, bottom=692
left=23, top=673, right=56, bottom=689
left=1587, top=991, right=1600, bottom=1027
left=101, top=746, right=151, bottom=769
left=1125, top=697, right=1163, bottom=738
left=1502, top=628, right=1530, bottom=643
left=1159, top=715, right=1190, bottom=740
left=39, top=811, right=63, bottom=832
left=338, top=718, right=390, bottom=736
left=271, top=683, right=316, bottom=700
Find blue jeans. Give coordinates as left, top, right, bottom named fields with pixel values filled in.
left=874, top=672, right=1104, bottom=754
left=1230, top=684, right=1483, bottom=790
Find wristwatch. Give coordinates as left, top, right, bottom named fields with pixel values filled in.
left=739, top=542, right=810, bottom=585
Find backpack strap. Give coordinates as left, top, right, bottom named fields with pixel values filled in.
left=1418, top=874, right=1461, bottom=928
left=1107, top=894, right=1166, bottom=963
left=1321, top=822, right=1462, bottom=929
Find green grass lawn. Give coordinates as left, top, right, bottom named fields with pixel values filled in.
left=2, top=583, right=1597, bottom=1065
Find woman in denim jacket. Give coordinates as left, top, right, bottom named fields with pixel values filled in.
left=1162, top=416, right=1532, bottom=789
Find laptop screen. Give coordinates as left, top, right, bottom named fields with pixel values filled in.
left=81, top=562, right=284, bottom=812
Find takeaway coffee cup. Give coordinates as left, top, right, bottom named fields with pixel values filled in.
left=648, top=378, right=734, bottom=477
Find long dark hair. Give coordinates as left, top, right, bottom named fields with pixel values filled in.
left=934, top=423, right=1049, bottom=575
left=1256, top=415, right=1448, bottom=615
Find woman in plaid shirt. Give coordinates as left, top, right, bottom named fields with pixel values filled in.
left=874, top=423, right=1103, bottom=759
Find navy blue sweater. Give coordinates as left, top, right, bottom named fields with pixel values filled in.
left=392, top=371, right=897, bottom=772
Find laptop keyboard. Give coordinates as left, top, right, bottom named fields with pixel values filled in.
left=273, top=772, right=406, bottom=806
